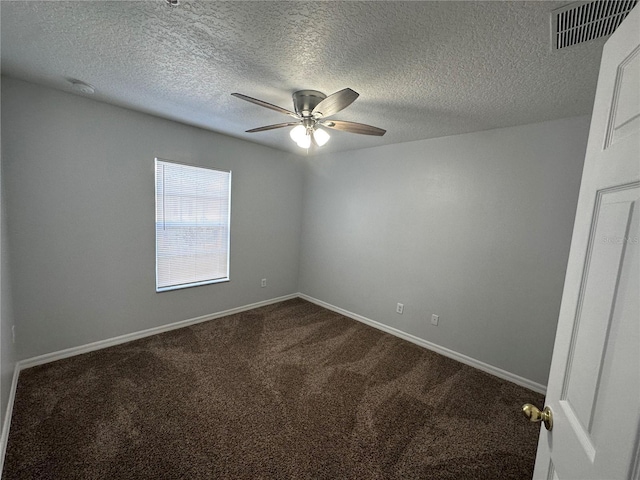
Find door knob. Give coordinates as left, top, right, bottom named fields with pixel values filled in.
left=522, top=404, right=553, bottom=431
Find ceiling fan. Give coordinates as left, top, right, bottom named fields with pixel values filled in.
left=231, top=88, right=386, bottom=148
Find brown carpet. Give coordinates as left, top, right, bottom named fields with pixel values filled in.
left=3, top=298, right=543, bottom=479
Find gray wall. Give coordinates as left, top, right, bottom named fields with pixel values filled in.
left=1, top=75, right=590, bottom=389
left=1, top=77, right=304, bottom=360
left=299, top=116, right=589, bottom=386
left=1, top=98, right=18, bottom=432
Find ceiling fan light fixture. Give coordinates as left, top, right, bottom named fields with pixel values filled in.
left=296, top=134, right=311, bottom=149
left=313, top=128, right=330, bottom=147
left=290, top=124, right=312, bottom=148
left=290, top=124, right=306, bottom=143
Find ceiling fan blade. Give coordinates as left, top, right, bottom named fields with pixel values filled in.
left=311, top=88, right=359, bottom=118
left=246, top=122, right=300, bottom=133
left=321, top=120, right=386, bottom=136
left=231, top=93, right=299, bottom=119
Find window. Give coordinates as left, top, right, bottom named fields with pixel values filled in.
left=155, top=159, right=231, bottom=292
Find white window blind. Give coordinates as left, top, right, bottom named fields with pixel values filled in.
left=155, top=159, right=231, bottom=292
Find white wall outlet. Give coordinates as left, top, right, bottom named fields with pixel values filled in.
left=12, top=325, right=16, bottom=343
left=431, top=314, right=439, bottom=326
left=261, top=278, right=267, bottom=288
left=396, top=303, right=404, bottom=314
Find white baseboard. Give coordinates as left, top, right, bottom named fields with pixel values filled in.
left=0, top=291, right=545, bottom=475
left=18, top=294, right=297, bottom=370
left=0, top=363, right=20, bottom=476
left=298, top=293, right=547, bottom=395
left=0, top=293, right=298, bottom=474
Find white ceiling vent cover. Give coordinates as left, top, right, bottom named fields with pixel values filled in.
left=552, top=0, right=638, bottom=49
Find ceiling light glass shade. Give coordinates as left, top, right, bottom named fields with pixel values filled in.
left=313, top=128, right=330, bottom=146
left=290, top=125, right=307, bottom=143
left=296, top=134, right=311, bottom=149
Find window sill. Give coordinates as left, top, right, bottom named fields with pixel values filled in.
left=156, top=277, right=230, bottom=293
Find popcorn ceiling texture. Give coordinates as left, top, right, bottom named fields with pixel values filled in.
left=1, top=1, right=606, bottom=155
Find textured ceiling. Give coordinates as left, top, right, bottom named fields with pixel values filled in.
left=1, top=1, right=607, bottom=155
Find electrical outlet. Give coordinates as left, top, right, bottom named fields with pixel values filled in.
left=396, top=303, right=404, bottom=314
left=431, top=314, right=439, bottom=326
left=261, top=278, right=267, bottom=288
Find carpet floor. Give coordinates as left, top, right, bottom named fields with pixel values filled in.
left=3, top=298, right=544, bottom=479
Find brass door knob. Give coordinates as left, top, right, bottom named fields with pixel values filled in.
left=522, top=404, right=553, bottom=431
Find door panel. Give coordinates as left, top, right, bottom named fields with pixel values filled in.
left=532, top=6, right=639, bottom=480
left=563, top=186, right=638, bottom=433
left=605, top=46, right=640, bottom=148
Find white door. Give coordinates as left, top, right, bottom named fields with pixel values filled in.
left=529, top=6, right=640, bottom=480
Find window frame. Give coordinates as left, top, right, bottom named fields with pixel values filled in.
left=154, top=158, right=232, bottom=293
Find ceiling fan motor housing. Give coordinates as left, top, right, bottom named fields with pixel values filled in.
left=292, top=90, right=326, bottom=117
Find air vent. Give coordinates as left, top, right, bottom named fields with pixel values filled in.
left=552, top=0, right=638, bottom=49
